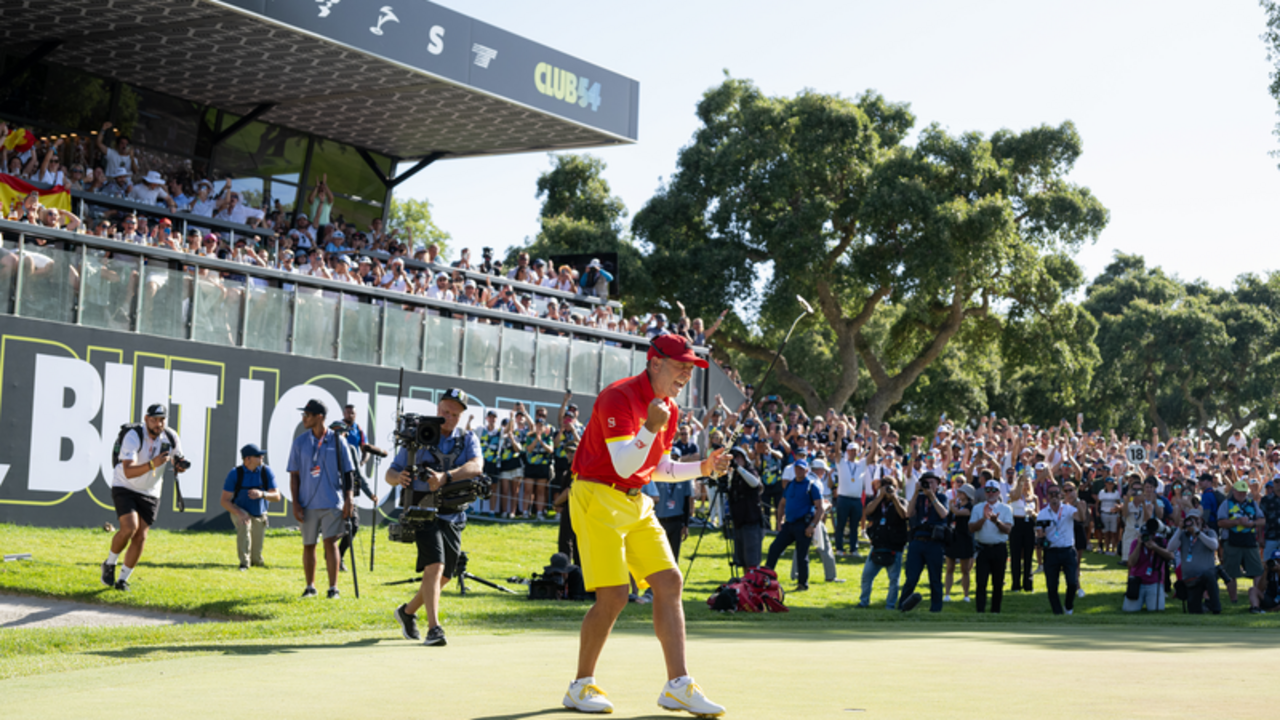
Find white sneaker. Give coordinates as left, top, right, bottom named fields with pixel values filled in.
left=1034, top=564, right=1044, bottom=575
left=963, top=596, right=971, bottom=603
left=564, top=678, right=614, bottom=714
left=658, top=677, right=725, bottom=717
left=943, top=595, right=952, bottom=603
left=1077, top=588, right=1086, bottom=598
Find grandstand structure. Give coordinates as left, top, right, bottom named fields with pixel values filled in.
left=0, top=0, right=740, bottom=528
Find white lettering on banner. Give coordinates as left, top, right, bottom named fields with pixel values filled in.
left=98, top=362, right=133, bottom=485
left=28, top=355, right=102, bottom=493
left=236, top=378, right=265, bottom=458
left=374, top=394, right=399, bottom=455
left=171, top=370, right=219, bottom=502
left=266, top=385, right=343, bottom=503
left=427, top=25, right=445, bottom=55
left=141, top=366, right=170, bottom=420
left=0, top=464, right=8, bottom=489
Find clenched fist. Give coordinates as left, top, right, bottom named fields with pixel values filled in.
left=644, top=398, right=670, bottom=434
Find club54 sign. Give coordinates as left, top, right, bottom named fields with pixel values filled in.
left=534, top=62, right=602, bottom=112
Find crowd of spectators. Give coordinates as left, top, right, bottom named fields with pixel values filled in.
left=1, top=122, right=732, bottom=344
left=665, top=399, right=1280, bottom=615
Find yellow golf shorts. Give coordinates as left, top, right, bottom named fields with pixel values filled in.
left=569, top=480, right=677, bottom=591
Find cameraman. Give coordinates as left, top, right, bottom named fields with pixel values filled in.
left=856, top=476, right=908, bottom=609
left=1035, top=484, right=1087, bottom=615
left=1167, top=512, right=1220, bottom=614
left=101, top=403, right=188, bottom=592
left=726, top=446, right=765, bottom=569
left=898, top=471, right=949, bottom=613
left=1123, top=518, right=1173, bottom=612
left=389, top=388, right=482, bottom=648
left=219, top=444, right=281, bottom=570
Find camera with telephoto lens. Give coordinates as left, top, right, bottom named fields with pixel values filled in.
left=159, top=441, right=192, bottom=472
left=395, top=414, right=443, bottom=448
left=1140, top=518, right=1166, bottom=544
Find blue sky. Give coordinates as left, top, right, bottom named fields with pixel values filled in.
left=399, top=0, right=1280, bottom=291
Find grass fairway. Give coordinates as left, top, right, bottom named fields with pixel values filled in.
left=3, top=520, right=1280, bottom=718
left=2, top=625, right=1278, bottom=719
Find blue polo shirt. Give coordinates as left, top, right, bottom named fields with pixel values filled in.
left=287, top=429, right=354, bottom=510
left=783, top=476, right=824, bottom=523
left=390, top=427, right=481, bottom=523
left=642, top=479, right=694, bottom=520
left=222, top=465, right=277, bottom=516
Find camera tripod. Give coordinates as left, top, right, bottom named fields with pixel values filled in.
left=684, top=477, right=740, bottom=582
left=385, top=551, right=518, bottom=596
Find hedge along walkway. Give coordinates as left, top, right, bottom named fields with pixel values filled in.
left=3, top=625, right=1277, bottom=720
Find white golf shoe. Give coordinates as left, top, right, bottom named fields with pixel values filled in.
left=563, top=677, right=614, bottom=714
left=657, top=677, right=725, bottom=717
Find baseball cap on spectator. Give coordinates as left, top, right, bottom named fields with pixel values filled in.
left=532, top=258, right=545, bottom=267
left=984, top=479, right=1001, bottom=492
left=435, top=272, right=449, bottom=281
left=294, top=249, right=309, bottom=261
left=334, top=255, right=350, bottom=266
left=157, top=218, right=172, bottom=227
left=793, top=446, right=809, bottom=456
left=647, top=333, right=708, bottom=368
left=792, top=459, right=809, bottom=470
left=654, top=313, right=667, bottom=322
left=486, top=410, right=497, bottom=418
left=300, top=399, right=327, bottom=416
left=145, top=403, right=167, bottom=417
left=567, top=402, right=579, bottom=413
left=195, top=179, right=213, bottom=191
left=588, top=258, right=602, bottom=269
left=810, top=458, right=828, bottom=472
left=464, top=279, right=476, bottom=288
left=1269, top=549, right=1280, bottom=563
left=1034, top=462, right=1047, bottom=471
left=240, top=444, right=265, bottom=459
left=1233, top=480, right=1249, bottom=492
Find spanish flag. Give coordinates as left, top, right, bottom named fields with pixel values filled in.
left=2, top=128, right=36, bottom=154
left=0, top=174, right=72, bottom=217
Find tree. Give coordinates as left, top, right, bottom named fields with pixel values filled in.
left=512, top=154, right=652, bottom=307
left=387, top=195, right=450, bottom=255
left=634, top=77, right=1109, bottom=420
left=1262, top=0, right=1280, bottom=164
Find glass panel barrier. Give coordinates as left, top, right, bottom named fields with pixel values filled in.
left=463, top=320, right=499, bottom=382
left=193, top=276, right=243, bottom=346
left=601, top=344, right=631, bottom=389
left=383, top=305, right=423, bottom=371
left=340, top=297, right=380, bottom=366
left=535, top=334, right=569, bottom=390
left=0, top=238, right=18, bottom=314
left=294, top=288, right=338, bottom=359
left=424, top=313, right=461, bottom=376
left=569, top=339, right=601, bottom=395
left=632, top=345, right=647, bottom=376
left=500, top=326, right=536, bottom=386
left=80, top=250, right=136, bottom=331
left=137, top=263, right=189, bottom=339
left=243, top=282, right=290, bottom=354
left=18, top=239, right=80, bottom=324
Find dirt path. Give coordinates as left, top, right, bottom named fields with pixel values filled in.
left=0, top=593, right=213, bottom=629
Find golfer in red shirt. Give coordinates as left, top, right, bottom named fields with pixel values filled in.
left=562, top=334, right=731, bottom=717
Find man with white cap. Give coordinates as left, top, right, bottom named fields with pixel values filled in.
left=969, top=479, right=1014, bottom=613
left=580, top=257, right=613, bottom=299
left=99, top=166, right=132, bottom=199
left=128, top=170, right=178, bottom=211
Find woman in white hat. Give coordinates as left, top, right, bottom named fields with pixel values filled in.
left=188, top=179, right=217, bottom=217
left=128, top=170, right=177, bottom=212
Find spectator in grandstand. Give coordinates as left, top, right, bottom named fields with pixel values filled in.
left=506, top=251, right=531, bottom=280
left=36, top=206, right=81, bottom=232
left=426, top=272, right=455, bottom=303
left=646, top=313, right=669, bottom=339
left=580, top=257, right=612, bottom=299
left=306, top=175, right=334, bottom=227
left=100, top=166, right=132, bottom=199
left=452, top=246, right=473, bottom=271
left=186, top=179, right=217, bottom=217
left=33, top=139, right=65, bottom=186
left=129, top=170, right=178, bottom=212
left=97, top=122, right=135, bottom=177
left=289, top=212, right=316, bottom=249
left=380, top=258, right=410, bottom=292
left=325, top=230, right=348, bottom=254
left=546, top=264, right=575, bottom=293
left=1168, top=511, right=1220, bottom=614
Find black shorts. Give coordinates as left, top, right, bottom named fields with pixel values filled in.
left=525, top=464, right=550, bottom=480
left=415, top=517, right=464, bottom=578
left=112, top=487, right=159, bottom=527
left=484, top=460, right=500, bottom=476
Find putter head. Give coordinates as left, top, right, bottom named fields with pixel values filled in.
left=797, top=295, right=815, bottom=315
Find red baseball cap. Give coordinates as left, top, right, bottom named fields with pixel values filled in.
left=647, top=334, right=708, bottom=368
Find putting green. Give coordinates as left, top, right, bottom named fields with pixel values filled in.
left=4, top=625, right=1276, bottom=719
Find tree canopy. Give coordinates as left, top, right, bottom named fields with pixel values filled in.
left=388, top=195, right=451, bottom=255
left=633, top=77, right=1108, bottom=421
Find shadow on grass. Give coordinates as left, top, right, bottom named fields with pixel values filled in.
left=471, top=712, right=671, bottom=720
left=87, top=636, right=381, bottom=660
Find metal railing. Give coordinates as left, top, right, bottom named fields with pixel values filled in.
left=0, top=219, right=704, bottom=404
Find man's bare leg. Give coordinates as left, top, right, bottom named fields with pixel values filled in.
left=406, top=562, right=450, bottom=627
left=647, top=568, right=688, bottom=680
left=576, top=584, right=628, bottom=679
left=302, top=544, right=317, bottom=587
left=323, top=536, right=340, bottom=588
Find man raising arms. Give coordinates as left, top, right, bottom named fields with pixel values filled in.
left=563, top=334, right=730, bottom=717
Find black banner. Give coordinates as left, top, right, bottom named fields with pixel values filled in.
left=0, top=316, right=579, bottom=529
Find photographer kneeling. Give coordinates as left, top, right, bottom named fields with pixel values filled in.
left=389, top=388, right=483, bottom=647
left=1167, top=512, right=1220, bottom=614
